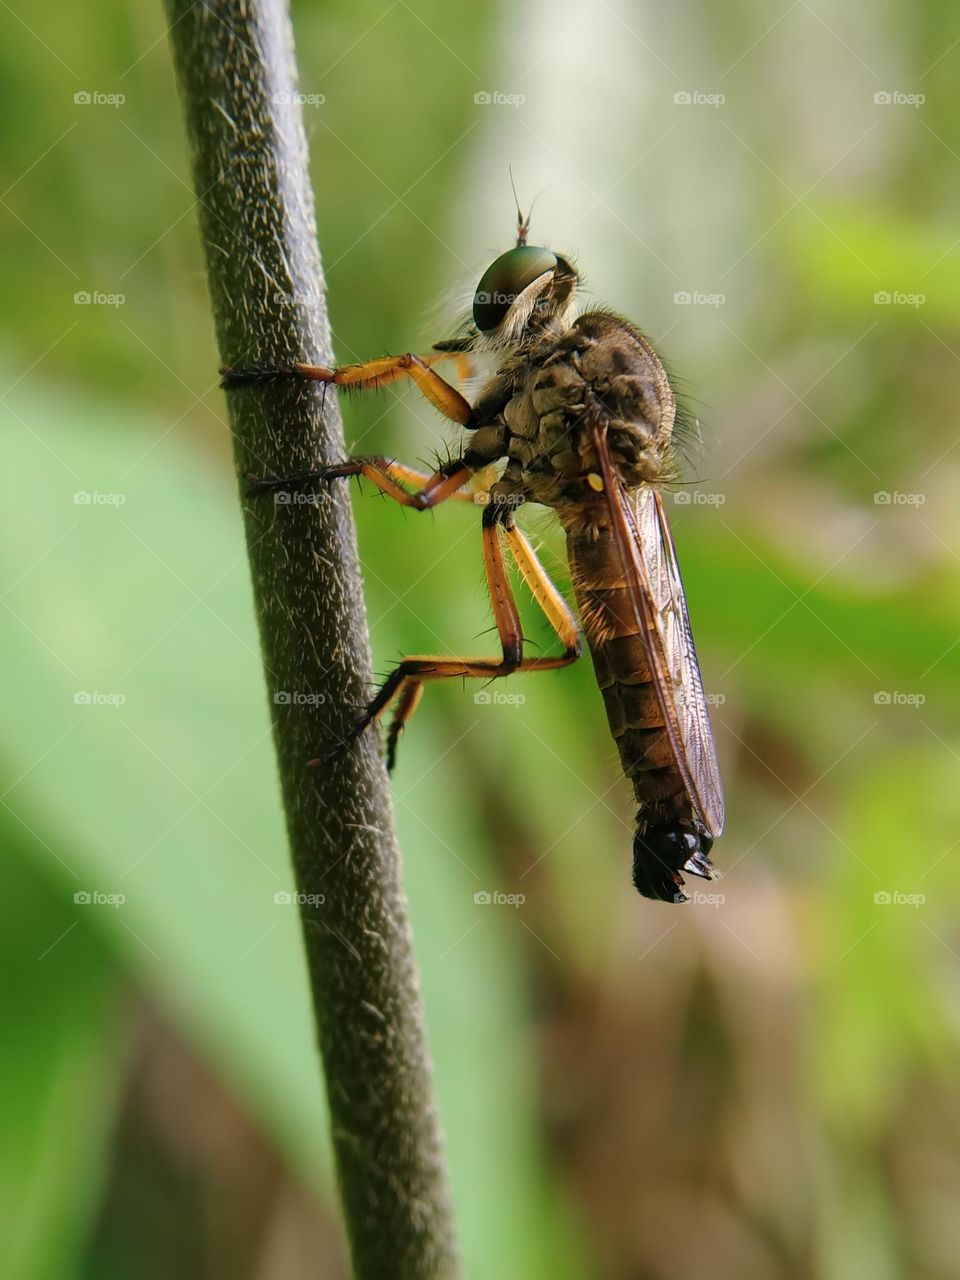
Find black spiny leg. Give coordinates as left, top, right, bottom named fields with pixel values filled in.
left=246, top=456, right=475, bottom=508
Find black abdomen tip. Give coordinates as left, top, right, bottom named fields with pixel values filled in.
left=632, top=821, right=715, bottom=903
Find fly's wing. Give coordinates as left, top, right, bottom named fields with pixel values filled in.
left=646, top=489, right=725, bottom=833
left=593, top=425, right=725, bottom=836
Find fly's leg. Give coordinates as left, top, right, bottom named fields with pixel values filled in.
left=429, top=341, right=478, bottom=385
left=383, top=681, right=424, bottom=773
left=221, top=352, right=474, bottom=427
left=247, top=456, right=476, bottom=509
left=329, top=506, right=582, bottom=771
left=501, top=522, right=582, bottom=657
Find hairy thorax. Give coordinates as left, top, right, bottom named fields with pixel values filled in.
left=467, top=311, right=678, bottom=519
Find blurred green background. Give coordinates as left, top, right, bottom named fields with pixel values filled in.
left=3, top=1, right=960, bottom=1277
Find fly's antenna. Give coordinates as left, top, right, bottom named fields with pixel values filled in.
left=509, top=167, right=530, bottom=246
left=510, top=169, right=548, bottom=246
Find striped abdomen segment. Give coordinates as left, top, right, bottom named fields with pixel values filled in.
left=564, top=519, right=685, bottom=815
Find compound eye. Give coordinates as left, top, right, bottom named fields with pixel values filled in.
left=472, top=246, right=557, bottom=331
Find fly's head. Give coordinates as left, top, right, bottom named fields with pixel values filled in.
left=472, top=206, right=579, bottom=346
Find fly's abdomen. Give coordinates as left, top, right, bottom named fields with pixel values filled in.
left=565, top=520, right=685, bottom=811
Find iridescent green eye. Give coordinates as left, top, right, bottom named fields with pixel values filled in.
left=473, top=246, right=557, bottom=331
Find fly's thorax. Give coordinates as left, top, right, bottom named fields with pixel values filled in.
left=486, top=311, right=678, bottom=506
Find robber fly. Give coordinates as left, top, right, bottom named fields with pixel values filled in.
left=223, top=206, right=725, bottom=903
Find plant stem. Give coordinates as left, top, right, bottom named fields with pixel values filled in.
left=164, top=2, right=461, bottom=1275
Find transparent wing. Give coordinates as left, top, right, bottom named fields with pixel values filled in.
left=593, top=426, right=725, bottom=836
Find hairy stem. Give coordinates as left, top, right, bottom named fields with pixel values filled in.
left=165, top=2, right=461, bottom=1275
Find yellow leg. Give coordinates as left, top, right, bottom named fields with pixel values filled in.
left=222, top=351, right=474, bottom=426
left=323, top=515, right=582, bottom=770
